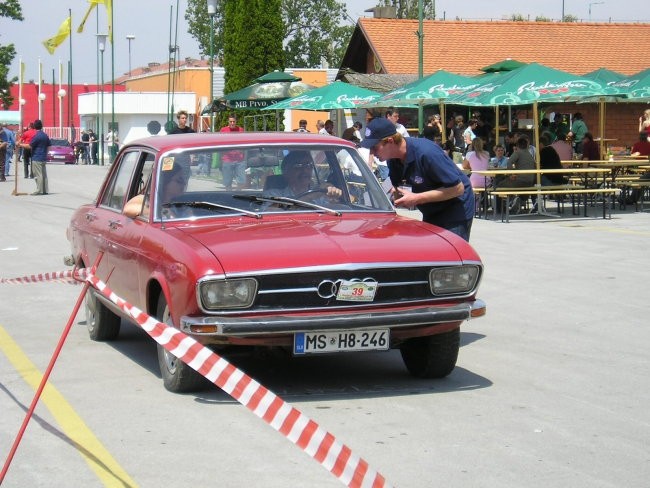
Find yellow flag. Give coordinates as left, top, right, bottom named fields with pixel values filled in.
left=105, top=0, right=113, bottom=43
left=42, top=16, right=71, bottom=55
left=77, top=0, right=103, bottom=34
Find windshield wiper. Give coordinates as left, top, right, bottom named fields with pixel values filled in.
left=234, top=194, right=342, bottom=216
left=163, top=201, right=261, bottom=219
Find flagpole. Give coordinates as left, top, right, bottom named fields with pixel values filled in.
left=68, top=8, right=73, bottom=142
left=110, top=1, right=115, bottom=163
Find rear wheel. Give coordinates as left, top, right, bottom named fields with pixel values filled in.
left=400, top=328, right=460, bottom=378
left=85, top=288, right=121, bottom=341
left=155, top=294, right=205, bottom=393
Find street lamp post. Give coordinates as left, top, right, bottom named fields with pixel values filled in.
left=589, top=1, right=604, bottom=21
left=207, top=0, right=217, bottom=132
left=38, top=93, right=46, bottom=122
left=58, top=89, right=66, bottom=134
left=126, top=34, right=135, bottom=77
left=97, top=34, right=107, bottom=165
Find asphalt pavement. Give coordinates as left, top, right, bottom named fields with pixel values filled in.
left=1, top=163, right=649, bottom=488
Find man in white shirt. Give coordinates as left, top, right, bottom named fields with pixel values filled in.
left=385, top=108, right=409, bottom=138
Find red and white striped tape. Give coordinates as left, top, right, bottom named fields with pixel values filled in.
left=0, top=268, right=88, bottom=285
left=86, top=273, right=392, bottom=488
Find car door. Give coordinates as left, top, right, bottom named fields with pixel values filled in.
left=97, top=150, right=154, bottom=307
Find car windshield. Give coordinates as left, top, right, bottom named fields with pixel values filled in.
left=153, top=144, right=393, bottom=220
left=50, top=139, right=71, bottom=147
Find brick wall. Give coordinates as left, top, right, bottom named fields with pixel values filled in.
left=544, top=102, right=648, bottom=151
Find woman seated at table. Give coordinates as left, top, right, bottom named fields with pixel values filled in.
left=581, top=132, right=601, bottom=161
left=462, top=136, right=491, bottom=188
left=539, top=134, right=568, bottom=185
left=630, top=131, right=650, bottom=157
left=551, top=134, right=574, bottom=164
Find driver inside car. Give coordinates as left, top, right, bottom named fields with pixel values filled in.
left=266, top=150, right=342, bottom=201
left=124, top=154, right=190, bottom=219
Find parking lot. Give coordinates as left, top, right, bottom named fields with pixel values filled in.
left=1, top=163, right=649, bottom=487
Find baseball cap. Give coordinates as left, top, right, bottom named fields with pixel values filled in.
left=359, top=118, right=398, bottom=149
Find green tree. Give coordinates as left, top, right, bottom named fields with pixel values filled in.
left=185, top=0, right=352, bottom=69
left=377, top=0, right=436, bottom=19
left=0, top=0, right=23, bottom=110
left=222, top=0, right=284, bottom=93
left=563, top=14, right=579, bottom=22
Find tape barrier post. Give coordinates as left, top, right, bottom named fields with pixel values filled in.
left=87, top=273, right=392, bottom=488
left=0, top=256, right=102, bottom=484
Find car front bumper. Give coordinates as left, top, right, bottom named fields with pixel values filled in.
left=180, top=299, right=486, bottom=337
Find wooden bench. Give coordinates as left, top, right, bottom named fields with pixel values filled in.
left=615, top=180, right=650, bottom=211
left=489, top=186, right=619, bottom=222
left=472, top=187, right=489, bottom=218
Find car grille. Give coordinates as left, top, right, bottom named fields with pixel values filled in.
left=251, top=266, right=435, bottom=311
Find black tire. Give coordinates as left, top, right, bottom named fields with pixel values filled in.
left=85, top=288, right=121, bottom=341
left=155, top=294, right=205, bottom=393
left=400, top=328, right=460, bottom=379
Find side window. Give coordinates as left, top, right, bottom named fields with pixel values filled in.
left=100, top=151, right=139, bottom=210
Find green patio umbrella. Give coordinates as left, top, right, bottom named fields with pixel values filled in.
left=607, top=69, right=650, bottom=101
left=253, top=71, right=302, bottom=83
left=219, top=80, right=314, bottom=110
left=261, top=81, right=381, bottom=111
left=480, top=58, right=527, bottom=73
left=448, top=63, right=606, bottom=107
left=358, top=70, right=480, bottom=141
left=581, top=68, right=626, bottom=155
left=448, top=63, right=607, bottom=198
left=360, top=69, right=480, bottom=109
left=262, top=81, right=381, bottom=136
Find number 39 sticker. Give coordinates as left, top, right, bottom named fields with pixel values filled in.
left=336, top=280, right=378, bottom=302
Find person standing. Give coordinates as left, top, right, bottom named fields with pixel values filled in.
left=0, top=129, right=7, bottom=182
left=568, top=112, right=588, bottom=154
left=26, top=119, right=50, bottom=195
left=385, top=108, right=409, bottom=138
left=324, top=119, right=335, bottom=136
left=361, top=118, right=474, bottom=241
left=293, top=119, right=310, bottom=133
left=421, top=114, right=443, bottom=141
left=19, top=123, right=36, bottom=178
left=88, top=129, right=99, bottom=165
left=81, top=129, right=91, bottom=164
left=168, top=109, right=195, bottom=134
left=105, top=128, right=119, bottom=161
left=219, top=114, right=245, bottom=191
left=2, top=123, right=15, bottom=178
left=449, top=115, right=466, bottom=154
left=316, top=120, right=327, bottom=135
left=342, top=121, right=362, bottom=143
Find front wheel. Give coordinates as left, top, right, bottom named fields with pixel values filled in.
left=155, top=294, right=205, bottom=393
left=85, top=288, right=121, bottom=341
left=400, top=328, right=460, bottom=378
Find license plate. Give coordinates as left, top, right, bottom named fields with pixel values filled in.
left=294, top=329, right=389, bottom=355
left=336, top=280, right=378, bottom=302
left=53, top=155, right=65, bottom=159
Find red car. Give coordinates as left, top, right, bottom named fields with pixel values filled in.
left=66, top=132, right=486, bottom=392
left=47, top=138, right=76, bottom=164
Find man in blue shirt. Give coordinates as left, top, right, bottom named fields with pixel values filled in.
left=28, top=120, right=51, bottom=195
left=2, top=123, right=15, bottom=178
left=361, top=118, right=474, bottom=241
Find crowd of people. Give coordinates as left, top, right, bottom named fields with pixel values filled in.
left=5, top=104, right=648, bottom=235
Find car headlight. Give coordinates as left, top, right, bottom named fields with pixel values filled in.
left=199, top=278, right=258, bottom=310
left=429, top=266, right=480, bottom=295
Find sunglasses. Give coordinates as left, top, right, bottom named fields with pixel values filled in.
left=288, top=162, right=311, bottom=169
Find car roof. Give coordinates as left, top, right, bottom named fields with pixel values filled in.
left=126, top=132, right=356, bottom=153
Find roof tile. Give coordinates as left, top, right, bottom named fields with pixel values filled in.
left=357, top=18, right=650, bottom=76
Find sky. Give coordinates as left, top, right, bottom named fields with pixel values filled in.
left=1, top=0, right=647, bottom=86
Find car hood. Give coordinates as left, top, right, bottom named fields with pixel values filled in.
left=175, top=214, right=477, bottom=275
